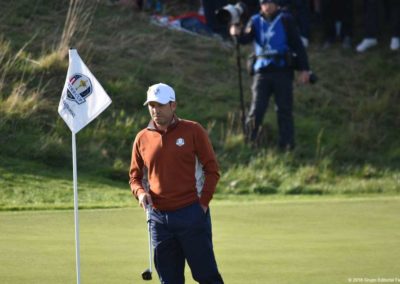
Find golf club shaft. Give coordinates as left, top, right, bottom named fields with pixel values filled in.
left=146, top=207, right=153, bottom=273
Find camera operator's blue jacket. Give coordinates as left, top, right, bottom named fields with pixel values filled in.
left=237, top=10, right=309, bottom=73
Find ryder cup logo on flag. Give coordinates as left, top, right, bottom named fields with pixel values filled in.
left=66, top=74, right=93, bottom=105
left=58, top=49, right=111, bottom=134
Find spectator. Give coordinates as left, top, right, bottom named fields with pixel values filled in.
left=356, top=0, right=400, bottom=52
left=320, top=0, right=354, bottom=49
left=202, top=0, right=228, bottom=37
left=144, top=0, right=164, bottom=13
left=281, top=0, right=311, bottom=48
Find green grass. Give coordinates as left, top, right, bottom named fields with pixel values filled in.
left=0, top=0, right=400, bottom=208
left=0, top=157, right=131, bottom=211
left=1, top=3, right=399, bottom=283
left=1, top=197, right=399, bottom=283
left=1, top=156, right=399, bottom=211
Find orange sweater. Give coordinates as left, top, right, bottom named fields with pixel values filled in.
left=129, top=118, right=220, bottom=211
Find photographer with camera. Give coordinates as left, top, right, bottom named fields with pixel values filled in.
left=230, top=0, right=312, bottom=150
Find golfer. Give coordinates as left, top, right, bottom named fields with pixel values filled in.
left=129, top=83, right=224, bottom=284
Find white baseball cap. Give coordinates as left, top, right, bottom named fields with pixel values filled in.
left=143, top=83, right=176, bottom=106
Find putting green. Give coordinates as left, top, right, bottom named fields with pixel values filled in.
left=0, top=197, right=399, bottom=283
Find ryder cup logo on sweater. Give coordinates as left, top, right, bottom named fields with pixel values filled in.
left=66, top=74, right=93, bottom=104
left=176, top=138, right=185, bottom=147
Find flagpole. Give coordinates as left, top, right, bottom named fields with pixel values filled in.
left=72, top=132, right=81, bottom=284
left=58, top=49, right=111, bottom=284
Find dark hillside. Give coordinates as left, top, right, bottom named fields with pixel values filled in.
left=0, top=0, right=399, bottom=201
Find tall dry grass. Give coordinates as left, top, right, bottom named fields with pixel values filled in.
left=35, top=0, right=98, bottom=69
left=0, top=35, right=37, bottom=94
left=58, top=0, right=98, bottom=57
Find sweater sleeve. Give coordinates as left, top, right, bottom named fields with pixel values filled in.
left=129, top=135, right=146, bottom=198
left=284, top=13, right=310, bottom=71
left=194, top=124, right=220, bottom=207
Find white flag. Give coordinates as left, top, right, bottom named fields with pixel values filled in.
left=58, top=49, right=111, bottom=134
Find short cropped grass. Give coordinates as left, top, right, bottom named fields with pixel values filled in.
left=1, top=157, right=399, bottom=211
left=1, top=197, right=399, bottom=284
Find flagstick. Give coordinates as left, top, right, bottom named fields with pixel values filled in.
left=59, top=49, right=111, bottom=283
left=72, top=132, right=81, bottom=284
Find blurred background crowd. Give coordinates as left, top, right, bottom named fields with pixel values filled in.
left=108, top=0, right=400, bottom=52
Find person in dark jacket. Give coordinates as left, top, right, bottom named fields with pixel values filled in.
left=230, top=0, right=311, bottom=150
left=280, top=0, right=311, bottom=48
left=202, top=0, right=228, bottom=37
left=356, top=0, right=400, bottom=52
left=320, top=0, right=354, bottom=49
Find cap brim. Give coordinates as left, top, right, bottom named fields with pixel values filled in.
left=143, top=98, right=173, bottom=106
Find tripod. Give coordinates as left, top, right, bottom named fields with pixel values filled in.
left=233, top=37, right=246, bottom=136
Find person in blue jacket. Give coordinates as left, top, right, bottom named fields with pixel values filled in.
left=230, top=0, right=311, bottom=150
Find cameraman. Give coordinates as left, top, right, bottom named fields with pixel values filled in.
left=230, top=0, right=311, bottom=150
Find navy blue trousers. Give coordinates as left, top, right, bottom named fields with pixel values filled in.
left=150, top=203, right=224, bottom=284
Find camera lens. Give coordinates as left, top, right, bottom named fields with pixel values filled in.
left=215, top=9, right=232, bottom=25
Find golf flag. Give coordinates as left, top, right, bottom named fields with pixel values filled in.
left=58, top=48, right=111, bottom=133
left=58, top=49, right=112, bottom=284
